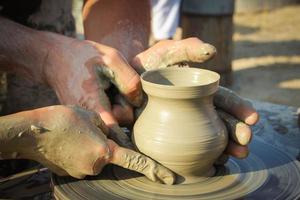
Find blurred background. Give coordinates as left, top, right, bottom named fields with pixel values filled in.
left=72, top=0, right=300, bottom=107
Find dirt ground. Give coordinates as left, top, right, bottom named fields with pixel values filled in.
left=231, top=5, right=300, bottom=107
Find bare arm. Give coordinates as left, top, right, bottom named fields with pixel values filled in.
left=0, top=17, right=52, bottom=82
left=0, top=110, right=37, bottom=160
left=0, top=18, right=45, bottom=158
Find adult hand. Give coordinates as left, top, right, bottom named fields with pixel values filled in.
left=23, top=105, right=174, bottom=184
left=42, top=34, right=143, bottom=148
left=119, top=38, right=259, bottom=161
left=214, top=87, right=258, bottom=163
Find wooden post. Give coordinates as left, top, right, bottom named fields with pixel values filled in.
left=181, top=0, right=234, bottom=86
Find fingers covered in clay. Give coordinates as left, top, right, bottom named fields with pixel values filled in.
left=89, top=91, right=134, bottom=150
left=217, top=110, right=252, bottom=146
left=214, top=87, right=259, bottom=125
left=49, top=39, right=142, bottom=126
left=95, top=44, right=143, bottom=107
left=108, top=140, right=175, bottom=185
left=131, top=38, right=216, bottom=74
left=215, top=109, right=251, bottom=163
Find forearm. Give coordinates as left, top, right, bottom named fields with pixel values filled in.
left=0, top=17, right=54, bottom=83
left=83, top=0, right=151, bottom=61
left=0, top=110, right=38, bottom=160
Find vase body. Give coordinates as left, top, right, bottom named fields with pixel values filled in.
left=133, top=68, right=228, bottom=184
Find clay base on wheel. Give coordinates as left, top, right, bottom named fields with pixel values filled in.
left=52, top=138, right=300, bottom=200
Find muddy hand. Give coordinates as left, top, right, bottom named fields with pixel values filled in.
left=131, top=37, right=216, bottom=74
left=22, top=106, right=174, bottom=184
left=214, top=87, right=259, bottom=163
left=44, top=36, right=144, bottom=148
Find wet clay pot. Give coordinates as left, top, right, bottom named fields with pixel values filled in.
left=133, top=68, right=228, bottom=184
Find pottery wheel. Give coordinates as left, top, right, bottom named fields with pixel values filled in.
left=52, top=138, right=300, bottom=200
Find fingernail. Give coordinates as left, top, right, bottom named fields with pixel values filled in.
left=245, top=112, right=259, bottom=125
left=201, top=43, right=217, bottom=56
left=236, top=123, right=252, bottom=145
left=163, top=174, right=175, bottom=185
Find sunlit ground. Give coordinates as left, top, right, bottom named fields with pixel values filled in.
left=231, top=5, right=300, bottom=107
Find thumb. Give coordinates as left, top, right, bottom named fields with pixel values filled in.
left=107, top=140, right=175, bottom=185
left=131, top=38, right=216, bottom=73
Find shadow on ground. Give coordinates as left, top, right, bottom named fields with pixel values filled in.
left=235, top=24, right=260, bottom=35
left=228, top=63, right=300, bottom=107
left=234, top=40, right=300, bottom=59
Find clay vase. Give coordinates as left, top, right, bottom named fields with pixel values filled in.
left=133, top=68, right=228, bottom=184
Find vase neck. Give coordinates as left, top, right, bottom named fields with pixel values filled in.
left=147, top=94, right=214, bottom=106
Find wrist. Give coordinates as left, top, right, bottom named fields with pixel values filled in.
left=0, top=110, right=39, bottom=160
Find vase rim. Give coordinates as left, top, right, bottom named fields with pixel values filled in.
left=141, top=67, right=220, bottom=98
